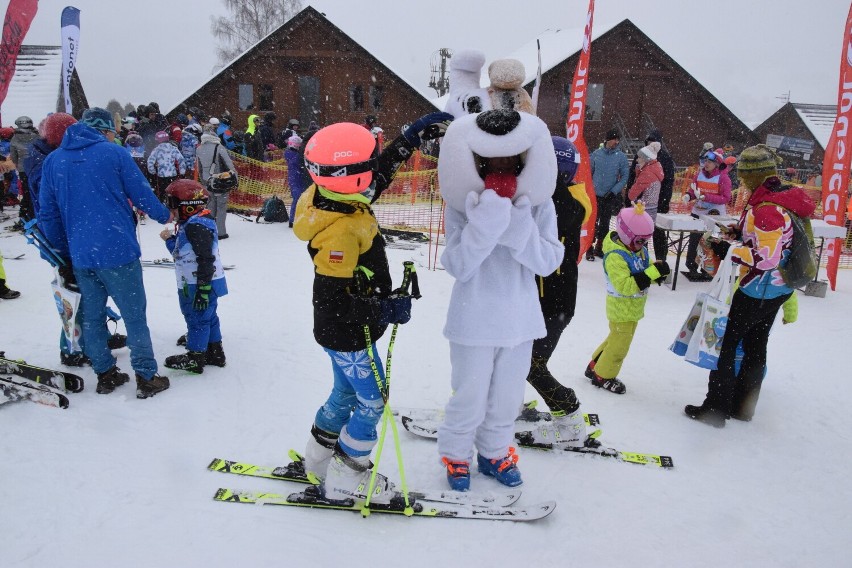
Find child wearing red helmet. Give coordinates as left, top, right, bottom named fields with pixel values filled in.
left=585, top=202, right=670, bottom=394
left=159, top=179, right=228, bottom=373
left=294, top=112, right=452, bottom=504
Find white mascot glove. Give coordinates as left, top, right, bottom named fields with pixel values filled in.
left=465, top=189, right=512, bottom=240
left=498, top=195, right=534, bottom=248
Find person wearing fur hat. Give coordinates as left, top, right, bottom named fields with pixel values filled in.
left=685, top=145, right=815, bottom=427
left=147, top=131, right=187, bottom=202
left=587, top=129, right=629, bottom=261
left=159, top=179, right=228, bottom=374
left=626, top=141, right=664, bottom=219
left=585, top=202, right=670, bottom=395
left=39, top=107, right=173, bottom=398
left=294, top=111, right=452, bottom=504
left=436, top=109, right=563, bottom=490
left=681, top=148, right=734, bottom=280
left=523, top=136, right=597, bottom=448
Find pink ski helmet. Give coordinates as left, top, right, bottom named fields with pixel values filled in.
left=615, top=202, right=655, bottom=250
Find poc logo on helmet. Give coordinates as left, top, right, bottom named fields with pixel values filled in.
left=554, top=150, right=573, bottom=158
left=333, top=150, right=354, bottom=160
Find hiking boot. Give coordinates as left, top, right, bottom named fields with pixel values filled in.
left=586, top=361, right=626, bottom=394
left=164, top=351, right=206, bottom=373
left=442, top=457, right=471, bottom=491
left=96, top=366, right=130, bottom=394
left=323, top=443, right=396, bottom=504
left=205, top=341, right=226, bottom=367
left=60, top=351, right=91, bottom=367
left=136, top=373, right=170, bottom=399
left=477, top=448, right=523, bottom=487
left=585, top=248, right=596, bottom=262
left=107, top=333, right=127, bottom=350
left=684, top=404, right=727, bottom=428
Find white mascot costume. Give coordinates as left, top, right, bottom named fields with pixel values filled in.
left=436, top=107, right=563, bottom=489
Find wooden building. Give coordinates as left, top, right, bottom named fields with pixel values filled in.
left=170, top=6, right=437, bottom=138
left=507, top=20, right=759, bottom=166
left=0, top=45, right=88, bottom=125
left=752, top=103, right=835, bottom=172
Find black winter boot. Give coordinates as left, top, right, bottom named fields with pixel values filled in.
left=136, top=373, right=170, bottom=399
left=0, top=279, right=21, bottom=300
left=164, top=351, right=206, bottom=373
left=684, top=403, right=727, bottom=428
left=60, top=352, right=91, bottom=367
left=205, top=342, right=226, bottom=367
left=96, top=366, right=130, bottom=394
left=526, top=358, right=581, bottom=415
left=176, top=334, right=187, bottom=346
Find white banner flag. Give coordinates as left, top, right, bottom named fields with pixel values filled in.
left=60, top=7, right=80, bottom=114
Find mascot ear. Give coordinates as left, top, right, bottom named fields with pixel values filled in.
left=463, top=96, right=483, bottom=114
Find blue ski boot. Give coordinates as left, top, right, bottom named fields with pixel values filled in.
left=477, top=447, right=523, bottom=487
left=442, top=457, right=471, bottom=491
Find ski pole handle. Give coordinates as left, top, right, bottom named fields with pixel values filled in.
left=399, top=261, right=421, bottom=299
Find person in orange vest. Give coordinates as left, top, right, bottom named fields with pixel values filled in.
left=681, top=149, right=734, bottom=280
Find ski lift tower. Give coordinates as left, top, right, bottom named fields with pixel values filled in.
left=429, top=48, right=453, bottom=96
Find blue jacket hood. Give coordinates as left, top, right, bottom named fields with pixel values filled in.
left=60, top=122, right=109, bottom=151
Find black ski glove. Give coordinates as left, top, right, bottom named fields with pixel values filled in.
left=193, top=283, right=212, bottom=311
left=402, top=112, right=454, bottom=147
left=653, top=261, right=671, bottom=284
left=378, top=295, right=412, bottom=326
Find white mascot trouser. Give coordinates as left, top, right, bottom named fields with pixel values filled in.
left=437, top=340, right=532, bottom=462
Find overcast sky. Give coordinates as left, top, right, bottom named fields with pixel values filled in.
left=9, top=0, right=850, bottom=127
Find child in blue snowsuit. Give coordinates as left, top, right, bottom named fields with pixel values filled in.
left=160, top=179, right=228, bottom=373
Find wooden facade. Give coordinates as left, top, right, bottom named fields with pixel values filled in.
left=170, top=7, right=437, bottom=138
left=530, top=20, right=758, bottom=166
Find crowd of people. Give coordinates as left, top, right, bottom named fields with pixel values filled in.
left=0, top=90, right=816, bottom=500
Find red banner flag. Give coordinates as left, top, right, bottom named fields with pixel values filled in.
left=0, top=0, right=39, bottom=124
left=820, top=1, right=852, bottom=291
left=566, top=0, right=597, bottom=262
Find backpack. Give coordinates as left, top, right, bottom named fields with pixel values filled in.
left=778, top=209, right=817, bottom=288
left=756, top=202, right=817, bottom=288
left=257, top=195, right=289, bottom=223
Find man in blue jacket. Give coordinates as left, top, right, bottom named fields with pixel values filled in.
left=587, top=129, right=629, bottom=260
left=39, top=108, right=174, bottom=399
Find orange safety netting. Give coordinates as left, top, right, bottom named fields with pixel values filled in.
left=224, top=150, right=852, bottom=269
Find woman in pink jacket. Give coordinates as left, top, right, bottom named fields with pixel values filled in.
left=682, top=149, right=733, bottom=277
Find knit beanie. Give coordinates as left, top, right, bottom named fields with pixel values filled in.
left=638, top=141, right=660, bottom=161
left=737, top=144, right=782, bottom=190
left=81, top=107, right=115, bottom=131
left=43, top=113, right=77, bottom=147
left=605, top=129, right=620, bottom=142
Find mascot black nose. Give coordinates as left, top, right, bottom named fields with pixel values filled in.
left=476, top=109, right=521, bottom=136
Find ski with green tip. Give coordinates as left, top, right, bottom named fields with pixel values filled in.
left=207, top=452, right=522, bottom=508
left=213, top=487, right=555, bottom=522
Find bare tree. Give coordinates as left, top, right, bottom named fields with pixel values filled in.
left=211, top=0, right=303, bottom=66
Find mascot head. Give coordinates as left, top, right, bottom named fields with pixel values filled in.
left=438, top=109, right=556, bottom=212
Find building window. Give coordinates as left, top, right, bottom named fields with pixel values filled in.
left=238, top=84, right=254, bottom=111
left=349, top=85, right=364, bottom=111
left=259, top=84, right=274, bottom=110
left=369, top=85, right=383, bottom=111
left=585, top=84, right=603, bottom=122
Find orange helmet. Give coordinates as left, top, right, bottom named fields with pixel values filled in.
left=303, top=122, right=377, bottom=194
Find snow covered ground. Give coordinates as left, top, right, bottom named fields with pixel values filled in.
left=1, top=212, right=850, bottom=567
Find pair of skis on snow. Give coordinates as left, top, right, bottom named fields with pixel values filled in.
left=0, top=353, right=84, bottom=409
left=210, top=406, right=673, bottom=522
left=141, top=258, right=236, bottom=270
